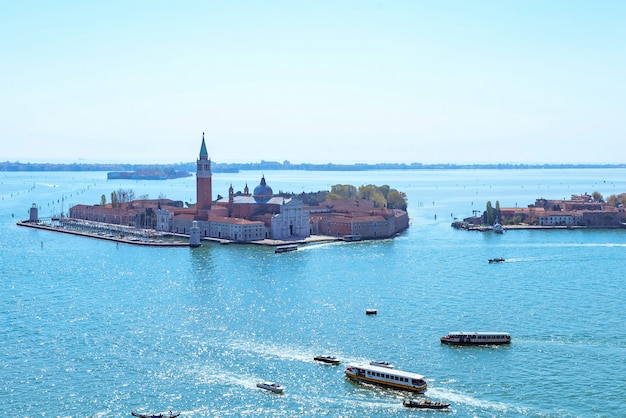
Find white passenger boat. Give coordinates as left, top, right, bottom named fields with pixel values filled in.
left=345, top=363, right=427, bottom=393
left=440, top=332, right=511, bottom=345
left=369, top=360, right=394, bottom=369
left=256, top=381, right=284, bottom=393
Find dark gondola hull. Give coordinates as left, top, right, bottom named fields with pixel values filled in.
left=403, top=400, right=450, bottom=409
left=131, top=412, right=180, bottom=418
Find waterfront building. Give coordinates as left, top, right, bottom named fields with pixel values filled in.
left=158, top=134, right=310, bottom=241
left=308, top=199, right=409, bottom=238
left=69, top=133, right=409, bottom=242
left=472, top=194, right=625, bottom=228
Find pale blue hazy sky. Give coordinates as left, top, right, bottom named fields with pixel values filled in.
left=1, top=1, right=625, bottom=164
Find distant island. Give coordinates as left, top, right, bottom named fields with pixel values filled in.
left=3, top=161, right=626, bottom=173
left=455, top=192, right=626, bottom=230
left=107, top=169, right=192, bottom=180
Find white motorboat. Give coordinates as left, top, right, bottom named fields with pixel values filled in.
left=256, top=381, right=284, bottom=393
left=369, top=360, right=394, bottom=369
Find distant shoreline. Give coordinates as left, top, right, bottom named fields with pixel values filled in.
left=3, top=161, right=626, bottom=173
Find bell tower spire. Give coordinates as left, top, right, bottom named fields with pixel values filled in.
left=196, top=132, right=212, bottom=211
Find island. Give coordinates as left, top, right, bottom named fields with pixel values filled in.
left=454, top=192, right=626, bottom=231
left=18, top=134, right=409, bottom=246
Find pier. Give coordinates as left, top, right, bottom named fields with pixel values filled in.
left=16, top=219, right=190, bottom=247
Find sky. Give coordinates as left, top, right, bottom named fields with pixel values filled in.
left=1, top=1, right=625, bottom=165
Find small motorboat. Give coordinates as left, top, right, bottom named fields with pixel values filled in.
left=256, top=381, right=284, bottom=393
left=403, top=399, right=450, bottom=409
left=314, top=355, right=340, bottom=365
left=275, top=245, right=297, bottom=253
left=369, top=360, right=394, bottom=369
left=131, top=411, right=180, bottom=418
left=488, top=258, right=505, bottom=263
left=365, top=308, right=377, bottom=315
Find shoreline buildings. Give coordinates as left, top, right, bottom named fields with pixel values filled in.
left=459, top=193, right=626, bottom=228
left=69, top=134, right=409, bottom=242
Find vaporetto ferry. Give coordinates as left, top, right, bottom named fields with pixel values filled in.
left=440, top=332, right=511, bottom=345
left=344, top=363, right=427, bottom=393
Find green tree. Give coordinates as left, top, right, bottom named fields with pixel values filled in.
left=495, top=200, right=501, bottom=221
left=358, top=184, right=386, bottom=207
left=387, top=189, right=407, bottom=210
left=326, top=193, right=344, bottom=201
left=100, top=194, right=107, bottom=206
left=330, top=184, right=357, bottom=199
left=111, top=191, right=119, bottom=208
left=378, top=185, right=390, bottom=199
left=592, top=191, right=603, bottom=202
left=485, top=201, right=495, bottom=225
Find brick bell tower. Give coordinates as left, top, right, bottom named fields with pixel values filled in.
left=196, top=132, right=212, bottom=212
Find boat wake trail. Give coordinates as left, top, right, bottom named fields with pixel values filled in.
left=426, top=386, right=530, bottom=415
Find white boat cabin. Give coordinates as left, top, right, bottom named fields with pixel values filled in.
left=345, top=363, right=427, bottom=393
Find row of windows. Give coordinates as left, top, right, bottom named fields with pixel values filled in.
left=366, top=371, right=408, bottom=383
left=450, top=335, right=509, bottom=339
left=473, top=335, right=509, bottom=339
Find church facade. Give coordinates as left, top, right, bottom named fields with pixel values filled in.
left=155, top=133, right=311, bottom=242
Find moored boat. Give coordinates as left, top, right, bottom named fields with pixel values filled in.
left=256, top=381, right=284, bottom=393
left=403, top=399, right=450, bottom=409
left=314, top=355, right=340, bottom=365
left=369, top=360, right=394, bottom=369
left=275, top=245, right=298, bottom=253
left=345, top=363, right=427, bottom=393
left=342, top=233, right=362, bottom=242
left=131, top=411, right=180, bottom=418
left=440, top=332, right=511, bottom=345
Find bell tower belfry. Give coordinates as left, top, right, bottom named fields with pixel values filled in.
left=196, top=132, right=212, bottom=211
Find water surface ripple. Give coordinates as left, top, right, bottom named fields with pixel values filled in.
left=1, top=169, right=625, bottom=417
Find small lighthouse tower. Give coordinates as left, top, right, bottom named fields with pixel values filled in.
left=196, top=132, right=213, bottom=212
left=189, top=220, right=201, bottom=247
left=29, top=203, right=39, bottom=222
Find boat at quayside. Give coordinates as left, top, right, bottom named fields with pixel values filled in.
left=440, top=332, right=511, bottom=345
left=274, top=245, right=298, bottom=253
left=344, top=363, right=427, bottom=393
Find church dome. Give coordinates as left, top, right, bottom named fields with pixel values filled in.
left=253, top=176, right=273, bottom=203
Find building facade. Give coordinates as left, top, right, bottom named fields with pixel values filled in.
left=70, top=133, right=410, bottom=242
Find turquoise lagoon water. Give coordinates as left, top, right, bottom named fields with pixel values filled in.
left=1, top=169, right=625, bottom=417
